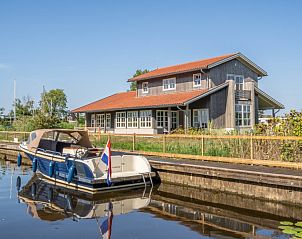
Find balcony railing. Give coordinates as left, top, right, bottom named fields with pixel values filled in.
left=235, top=90, right=251, bottom=100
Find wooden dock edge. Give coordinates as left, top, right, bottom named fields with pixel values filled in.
left=114, top=149, right=302, bottom=170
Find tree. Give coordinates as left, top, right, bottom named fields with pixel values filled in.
left=40, top=89, right=67, bottom=119
left=11, top=96, right=34, bottom=117
left=129, top=69, right=149, bottom=91
left=0, top=107, right=4, bottom=116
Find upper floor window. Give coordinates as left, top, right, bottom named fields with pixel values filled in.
left=142, top=82, right=148, bottom=93
left=227, top=74, right=244, bottom=91
left=193, top=73, right=201, bottom=87
left=163, top=78, right=176, bottom=91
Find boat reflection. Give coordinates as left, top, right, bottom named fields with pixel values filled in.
left=18, top=174, right=152, bottom=222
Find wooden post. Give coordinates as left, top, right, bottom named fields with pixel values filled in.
left=250, top=137, right=253, bottom=160
left=132, top=133, right=136, bottom=151
left=6, top=131, right=8, bottom=141
left=201, top=136, right=204, bottom=156
left=163, top=135, right=166, bottom=153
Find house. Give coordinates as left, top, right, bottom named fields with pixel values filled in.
left=72, top=53, right=284, bottom=134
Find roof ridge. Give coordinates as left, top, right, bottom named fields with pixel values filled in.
left=129, top=53, right=238, bottom=81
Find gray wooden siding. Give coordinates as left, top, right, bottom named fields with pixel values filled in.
left=209, top=59, right=258, bottom=87
left=137, top=59, right=258, bottom=97
left=137, top=71, right=208, bottom=97
left=188, top=87, right=227, bottom=128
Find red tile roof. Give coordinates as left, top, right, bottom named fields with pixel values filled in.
left=72, top=89, right=208, bottom=113
left=128, top=53, right=237, bottom=82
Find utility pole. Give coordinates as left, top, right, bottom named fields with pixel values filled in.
left=13, top=79, right=16, bottom=122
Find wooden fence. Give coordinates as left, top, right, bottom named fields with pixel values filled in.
left=1, top=131, right=302, bottom=164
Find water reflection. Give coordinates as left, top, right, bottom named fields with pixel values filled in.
left=1, top=155, right=301, bottom=238
left=18, top=174, right=152, bottom=222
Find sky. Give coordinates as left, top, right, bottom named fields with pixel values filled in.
left=0, top=0, right=301, bottom=114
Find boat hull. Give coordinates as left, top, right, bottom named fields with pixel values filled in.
left=21, top=149, right=155, bottom=193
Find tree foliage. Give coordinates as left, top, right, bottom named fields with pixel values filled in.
left=40, top=89, right=67, bottom=118
left=129, top=69, right=149, bottom=91
left=10, top=96, right=34, bottom=117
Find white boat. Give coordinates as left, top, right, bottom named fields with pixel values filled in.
left=19, top=129, right=155, bottom=193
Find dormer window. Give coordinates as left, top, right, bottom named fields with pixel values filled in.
left=193, top=73, right=201, bottom=87
left=163, top=78, right=176, bottom=91
left=142, top=82, right=148, bottom=93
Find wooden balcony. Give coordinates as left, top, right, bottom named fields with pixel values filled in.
left=235, top=90, right=251, bottom=100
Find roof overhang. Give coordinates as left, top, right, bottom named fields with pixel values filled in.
left=255, top=87, right=284, bottom=110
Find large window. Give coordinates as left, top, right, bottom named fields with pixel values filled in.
left=235, top=104, right=251, bottom=127
left=156, top=110, right=178, bottom=129
left=193, top=109, right=209, bottom=128
left=227, top=74, right=244, bottom=91
left=193, top=73, right=201, bottom=87
left=127, top=111, right=138, bottom=128
left=142, top=82, right=148, bottom=93
left=116, top=112, right=126, bottom=128
left=106, top=113, right=111, bottom=128
left=163, top=78, right=176, bottom=91
left=140, top=110, right=152, bottom=128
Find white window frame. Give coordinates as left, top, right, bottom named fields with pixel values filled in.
left=227, top=74, right=245, bottom=91
left=193, top=73, right=202, bottom=87
left=91, top=114, right=96, bottom=127
left=193, top=109, right=209, bottom=129
left=163, top=78, right=176, bottom=91
left=235, top=103, right=251, bottom=127
left=116, top=112, right=126, bottom=128
left=140, top=110, right=152, bottom=128
left=106, top=113, right=111, bottom=128
left=156, top=110, right=178, bottom=129
left=127, top=111, right=138, bottom=128
left=142, top=82, right=149, bottom=93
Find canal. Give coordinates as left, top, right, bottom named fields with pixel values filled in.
left=0, top=156, right=299, bottom=238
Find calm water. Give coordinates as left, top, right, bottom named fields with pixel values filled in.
left=0, top=157, right=298, bottom=239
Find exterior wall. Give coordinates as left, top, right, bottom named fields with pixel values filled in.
left=188, top=88, right=227, bottom=129
left=209, top=59, right=258, bottom=87
left=137, top=59, right=259, bottom=97
left=137, top=71, right=208, bottom=97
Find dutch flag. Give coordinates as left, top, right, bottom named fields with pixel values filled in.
left=100, top=202, right=113, bottom=239
left=101, top=139, right=112, bottom=186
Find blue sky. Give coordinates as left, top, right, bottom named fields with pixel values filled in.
left=0, top=0, right=301, bottom=114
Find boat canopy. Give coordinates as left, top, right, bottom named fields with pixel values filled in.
left=26, top=129, right=93, bottom=152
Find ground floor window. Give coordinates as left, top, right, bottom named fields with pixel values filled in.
left=156, top=110, right=178, bottom=129
left=127, top=111, right=138, bottom=128
left=140, top=110, right=152, bottom=128
left=106, top=113, right=111, bottom=128
left=91, top=114, right=95, bottom=127
left=116, top=112, right=126, bottom=128
left=235, top=103, right=251, bottom=126
left=193, top=109, right=209, bottom=128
